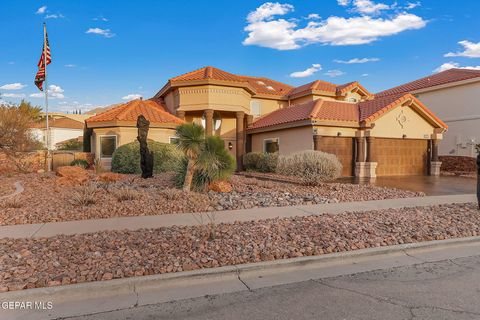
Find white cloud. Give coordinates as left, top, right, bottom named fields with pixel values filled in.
left=35, top=6, right=47, bottom=14
left=247, top=2, right=294, bottom=23
left=334, top=57, right=379, bottom=64
left=433, top=62, right=480, bottom=73
left=324, top=70, right=345, bottom=77
left=405, top=2, right=421, bottom=9
left=306, top=13, right=320, bottom=20
left=122, top=94, right=142, bottom=101
left=0, top=83, right=27, bottom=90
left=65, top=64, right=76, bottom=67
left=289, top=63, right=322, bottom=78
left=45, top=13, right=65, bottom=19
left=30, top=85, right=65, bottom=99
left=444, top=40, right=480, bottom=58
left=362, top=73, right=369, bottom=76
left=93, top=16, right=109, bottom=22
left=86, top=28, right=115, bottom=38
left=351, top=0, right=391, bottom=15
left=338, top=0, right=350, bottom=6
left=243, top=3, right=427, bottom=50
left=1, top=93, right=25, bottom=98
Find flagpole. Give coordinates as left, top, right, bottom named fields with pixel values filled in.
left=43, top=22, right=51, bottom=172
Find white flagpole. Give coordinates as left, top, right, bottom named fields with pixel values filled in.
left=43, top=22, right=51, bottom=171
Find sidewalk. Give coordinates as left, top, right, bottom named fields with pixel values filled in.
left=0, top=193, right=476, bottom=239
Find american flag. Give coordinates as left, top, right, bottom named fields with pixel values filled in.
left=34, top=26, right=51, bottom=91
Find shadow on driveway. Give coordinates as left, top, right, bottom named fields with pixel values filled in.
left=338, top=175, right=477, bottom=196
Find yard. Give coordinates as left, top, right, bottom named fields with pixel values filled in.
left=0, top=171, right=423, bottom=226
left=1, top=202, right=478, bottom=292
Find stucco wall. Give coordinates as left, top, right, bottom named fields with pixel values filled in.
left=370, top=105, right=436, bottom=139
left=177, top=85, right=251, bottom=113
left=91, top=126, right=176, bottom=169
left=31, top=128, right=83, bottom=150
left=416, top=81, right=480, bottom=156
left=251, top=126, right=313, bottom=155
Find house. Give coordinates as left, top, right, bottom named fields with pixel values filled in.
left=376, top=68, right=480, bottom=157
left=84, top=98, right=183, bottom=168
left=86, top=66, right=447, bottom=177
left=31, top=116, right=85, bottom=150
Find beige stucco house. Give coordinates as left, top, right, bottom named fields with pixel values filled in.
left=85, top=66, right=447, bottom=177
left=377, top=68, right=480, bottom=157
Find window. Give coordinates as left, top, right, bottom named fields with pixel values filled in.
left=250, top=100, right=261, bottom=117
left=100, top=136, right=117, bottom=158
left=264, top=138, right=279, bottom=153
left=169, top=137, right=179, bottom=144
left=347, top=97, right=358, bottom=102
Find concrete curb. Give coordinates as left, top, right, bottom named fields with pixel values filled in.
left=2, top=236, right=480, bottom=320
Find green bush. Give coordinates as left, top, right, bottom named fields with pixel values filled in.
left=243, top=152, right=278, bottom=172
left=175, top=136, right=236, bottom=191
left=111, top=140, right=183, bottom=174
left=70, top=159, right=89, bottom=169
left=276, top=150, right=342, bottom=185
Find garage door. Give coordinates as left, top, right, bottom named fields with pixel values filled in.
left=373, top=138, right=428, bottom=176
left=318, top=137, right=354, bottom=177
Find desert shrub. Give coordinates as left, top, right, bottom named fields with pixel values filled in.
left=70, top=159, right=89, bottom=169
left=69, top=182, right=98, bottom=207
left=3, top=196, right=22, bottom=208
left=113, top=187, right=140, bottom=201
left=243, top=152, right=278, bottom=172
left=111, top=140, right=183, bottom=174
left=175, top=136, right=236, bottom=192
left=276, top=150, right=342, bottom=185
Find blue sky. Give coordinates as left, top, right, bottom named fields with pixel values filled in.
left=1, top=0, right=479, bottom=113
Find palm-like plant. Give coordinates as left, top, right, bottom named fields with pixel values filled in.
left=175, top=123, right=205, bottom=191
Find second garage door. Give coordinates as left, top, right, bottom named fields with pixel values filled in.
left=372, top=138, right=429, bottom=176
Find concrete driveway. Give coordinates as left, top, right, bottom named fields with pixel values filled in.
left=339, top=175, right=477, bottom=196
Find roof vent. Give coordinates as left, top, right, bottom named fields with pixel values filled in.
left=266, top=86, right=275, bottom=91
left=256, top=81, right=266, bottom=85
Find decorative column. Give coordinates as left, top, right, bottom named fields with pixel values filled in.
left=236, top=111, right=245, bottom=171
left=355, top=137, right=366, bottom=162
left=204, top=109, right=214, bottom=137
left=366, top=136, right=375, bottom=162
left=176, top=110, right=185, bottom=120
left=246, top=115, right=254, bottom=128
left=430, top=138, right=441, bottom=176
left=313, top=135, right=321, bottom=151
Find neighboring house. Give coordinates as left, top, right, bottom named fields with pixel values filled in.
left=31, top=116, right=85, bottom=150
left=85, top=98, right=183, bottom=169
left=86, top=66, right=447, bottom=177
left=376, top=68, right=480, bottom=157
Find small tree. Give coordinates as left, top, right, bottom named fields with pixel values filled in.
left=0, top=101, right=43, bottom=171
left=175, top=123, right=205, bottom=191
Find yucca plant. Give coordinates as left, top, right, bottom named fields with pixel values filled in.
left=174, top=123, right=205, bottom=191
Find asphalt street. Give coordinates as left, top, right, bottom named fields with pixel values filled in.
left=72, top=254, right=480, bottom=320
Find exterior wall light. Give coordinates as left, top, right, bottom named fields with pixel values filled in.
left=228, top=142, right=233, bottom=150
left=337, top=132, right=342, bottom=136
left=402, top=134, right=407, bottom=139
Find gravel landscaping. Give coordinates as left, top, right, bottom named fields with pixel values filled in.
left=1, top=202, right=478, bottom=292
left=0, top=172, right=423, bottom=226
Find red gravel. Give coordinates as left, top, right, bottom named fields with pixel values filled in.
left=0, top=173, right=423, bottom=226
left=0, top=203, right=478, bottom=292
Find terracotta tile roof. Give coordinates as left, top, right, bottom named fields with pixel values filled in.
left=238, top=75, right=293, bottom=96
left=358, top=93, right=447, bottom=128
left=170, top=66, right=243, bottom=82
left=85, top=99, right=183, bottom=125
left=31, top=117, right=84, bottom=129
left=288, top=80, right=338, bottom=96
left=248, top=99, right=359, bottom=130
left=376, top=68, right=480, bottom=97
left=249, top=93, right=447, bottom=130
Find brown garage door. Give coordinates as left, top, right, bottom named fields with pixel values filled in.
left=318, top=137, right=354, bottom=176
left=373, top=138, right=428, bottom=176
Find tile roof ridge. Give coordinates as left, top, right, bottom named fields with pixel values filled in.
left=170, top=66, right=209, bottom=81
left=114, top=99, right=138, bottom=121
left=309, top=99, right=324, bottom=118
